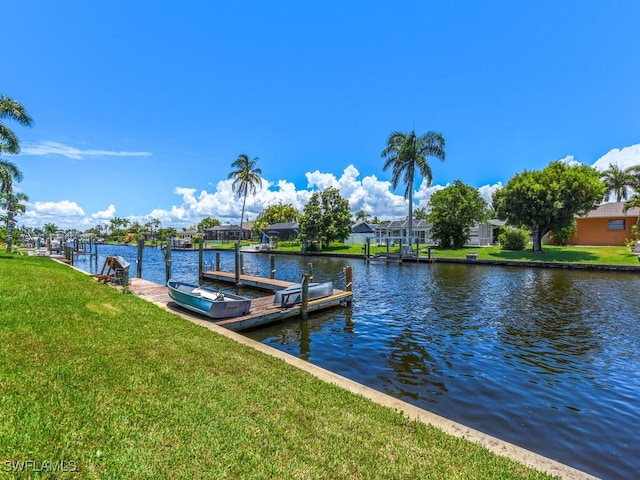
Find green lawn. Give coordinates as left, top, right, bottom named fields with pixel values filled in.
left=0, top=253, right=555, bottom=479
left=429, top=244, right=639, bottom=264
left=264, top=241, right=638, bottom=265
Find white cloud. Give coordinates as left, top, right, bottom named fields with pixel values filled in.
left=21, top=200, right=87, bottom=228
left=20, top=141, right=152, bottom=160
left=558, top=155, right=582, bottom=167
left=591, top=144, right=640, bottom=171
left=91, top=204, right=117, bottom=220
left=306, top=170, right=339, bottom=190
left=14, top=164, right=518, bottom=230
left=478, top=183, right=502, bottom=204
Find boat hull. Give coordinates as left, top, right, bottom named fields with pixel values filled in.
left=167, top=281, right=251, bottom=319
left=273, top=282, right=333, bottom=307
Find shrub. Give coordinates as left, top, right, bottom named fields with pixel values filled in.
left=498, top=228, right=529, bottom=250
left=277, top=240, right=302, bottom=248
left=548, top=220, right=577, bottom=246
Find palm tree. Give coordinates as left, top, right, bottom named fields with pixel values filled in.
left=381, top=129, right=445, bottom=248
left=600, top=163, right=634, bottom=202
left=0, top=159, right=23, bottom=253
left=625, top=164, right=640, bottom=191
left=228, top=154, right=262, bottom=244
left=0, top=95, right=34, bottom=154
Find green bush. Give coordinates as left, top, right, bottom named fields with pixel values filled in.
left=498, top=228, right=529, bottom=251
left=277, top=240, right=302, bottom=248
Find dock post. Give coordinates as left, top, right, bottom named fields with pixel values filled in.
left=136, top=237, right=144, bottom=278
left=365, top=237, right=370, bottom=262
left=165, top=241, right=172, bottom=284
left=301, top=273, right=309, bottom=320
left=240, top=253, right=244, bottom=275
left=198, top=237, right=204, bottom=280
left=307, top=263, right=313, bottom=282
left=122, top=267, right=129, bottom=295
left=345, top=266, right=353, bottom=292
left=215, top=252, right=220, bottom=271
left=416, top=237, right=420, bottom=263
left=270, top=255, right=275, bottom=279
left=234, top=243, right=240, bottom=285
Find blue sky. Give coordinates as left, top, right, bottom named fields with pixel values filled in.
left=4, top=1, right=640, bottom=230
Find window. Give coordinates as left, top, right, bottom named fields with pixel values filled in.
left=608, top=219, right=625, bottom=230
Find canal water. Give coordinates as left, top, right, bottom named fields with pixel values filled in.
left=72, top=245, right=640, bottom=479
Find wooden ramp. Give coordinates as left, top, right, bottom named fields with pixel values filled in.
left=128, top=277, right=352, bottom=332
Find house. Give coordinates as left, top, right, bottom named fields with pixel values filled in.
left=570, top=202, right=640, bottom=246
left=264, top=222, right=299, bottom=242
left=204, top=224, right=251, bottom=242
left=344, top=221, right=376, bottom=245
left=373, top=218, right=494, bottom=247
left=171, top=229, right=199, bottom=248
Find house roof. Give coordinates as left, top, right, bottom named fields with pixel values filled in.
left=266, top=222, right=299, bottom=230
left=375, top=219, right=430, bottom=229
left=352, top=221, right=375, bottom=233
left=206, top=224, right=245, bottom=232
left=580, top=202, right=640, bottom=218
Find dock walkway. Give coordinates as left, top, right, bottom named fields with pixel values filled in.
left=201, top=270, right=294, bottom=291
left=129, top=276, right=352, bottom=331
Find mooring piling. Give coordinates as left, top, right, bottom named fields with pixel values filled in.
left=137, top=238, right=144, bottom=278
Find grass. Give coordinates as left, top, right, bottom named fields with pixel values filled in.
left=429, top=244, right=639, bottom=264
left=0, top=253, right=556, bottom=479
left=265, top=241, right=639, bottom=265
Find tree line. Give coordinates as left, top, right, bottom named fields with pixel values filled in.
left=3, top=93, right=640, bottom=254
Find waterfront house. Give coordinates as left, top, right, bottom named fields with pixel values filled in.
left=171, top=229, right=199, bottom=248
left=344, top=221, right=377, bottom=245
left=205, top=223, right=252, bottom=242
left=570, top=202, right=640, bottom=246
left=264, top=222, right=299, bottom=242
left=373, top=219, right=494, bottom=247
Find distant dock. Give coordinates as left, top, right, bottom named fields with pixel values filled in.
left=129, top=271, right=353, bottom=332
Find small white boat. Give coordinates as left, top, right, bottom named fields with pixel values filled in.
left=167, top=280, right=251, bottom=319
left=273, top=281, right=333, bottom=307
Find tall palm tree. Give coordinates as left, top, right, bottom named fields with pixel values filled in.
left=0, top=95, right=34, bottom=154
left=0, top=159, right=23, bottom=253
left=381, top=129, right=445, bottom=248
left=600, top=163, right=634, bottom=202
left=228, top=154, right=262, bottom=244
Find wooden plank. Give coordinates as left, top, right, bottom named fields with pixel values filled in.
left=202, top=270, right=296, bottom=291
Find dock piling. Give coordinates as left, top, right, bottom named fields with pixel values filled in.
left=270, top=255, right=275, bottom=279
left=301, top=274, right=309, bottom=320
left=234, top=243, right=240, bottom=285
left=198, top=238, right=204, bottom=280
left=165, top=242, right=172, bottom=284
left=345, top=266, right=353, bottom=292
left=137, top=238, right=143, bottom=278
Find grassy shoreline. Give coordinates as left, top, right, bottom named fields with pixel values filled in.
left=208, top=241, right=639, bottom=265
left=0, top=253, right=557, bottom=479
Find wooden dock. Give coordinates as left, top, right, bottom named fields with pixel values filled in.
left=201, top=270, right=295, bottom=291
left=128, top=275, right=352, bottom=332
